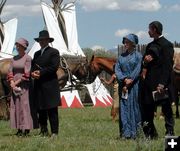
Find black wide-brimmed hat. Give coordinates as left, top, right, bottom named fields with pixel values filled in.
left=34, top=30, right=54, bottom=42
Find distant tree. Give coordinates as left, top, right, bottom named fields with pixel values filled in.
left=82, top=48, right=94, bottom=60
left=94, top=49, right=117, bottom=58
left=174, top=41, right=180, bottom=48
left=82, top=47, right=117, bottom=60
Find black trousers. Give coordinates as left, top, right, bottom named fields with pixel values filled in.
left=38, top=107, right=59, bottom=134
left=141, top=100, right=174, bottom=138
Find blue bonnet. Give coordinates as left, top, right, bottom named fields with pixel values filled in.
left=122, top=34, right=138, bottom=45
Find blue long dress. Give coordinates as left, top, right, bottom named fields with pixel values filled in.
left=115, top=50, right=142, bottom=139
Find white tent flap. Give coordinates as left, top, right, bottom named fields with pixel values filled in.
left=62, top=3, right=85, bottom=56
left=61, top=90, right=83, bottom=108
left=85, top=77, right=112, bottom=107
left=0, top=51, right=13, bottom=60
left=41, top=2, right=70, bottom=55
left=1, top=18, right=17, bottom=54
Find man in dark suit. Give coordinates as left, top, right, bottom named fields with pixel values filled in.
left=140, top=21, right=175, bottom=139
left=31, top=30, right=60, bottom=137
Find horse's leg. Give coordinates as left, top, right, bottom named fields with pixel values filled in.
left=175, top=88, right=179, bottom=118
left=0, top=75, right=9, bottom=120
left=56, top=68, right=69, bottom=90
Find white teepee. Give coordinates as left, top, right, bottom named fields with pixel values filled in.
left=0, top=18, right=17, bottom=60
left=29, top=1, right=112, bottom=108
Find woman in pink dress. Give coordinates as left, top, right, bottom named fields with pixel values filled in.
left=7, top=38, right=33, bottom=136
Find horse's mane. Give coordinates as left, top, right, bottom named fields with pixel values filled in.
left=93, top=56, right=117, bottom=62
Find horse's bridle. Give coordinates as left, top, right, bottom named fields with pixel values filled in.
left=86, top=61, right=101, bottom=83
left=58, top=56, right=90, bottom=86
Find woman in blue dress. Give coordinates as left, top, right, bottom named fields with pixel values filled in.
left=115, top=34, right=142, bottom=139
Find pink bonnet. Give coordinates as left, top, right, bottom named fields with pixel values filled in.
left=15, top=38, right=29, bottom=49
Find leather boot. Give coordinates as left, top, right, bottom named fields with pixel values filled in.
left=39, top=125, right=48, bottom=136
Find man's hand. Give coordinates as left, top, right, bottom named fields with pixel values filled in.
left=144, top=55, right=153, bottom=63
left=31, top=70, right=40, bottom=79
left=156, top=84, right=164, bottom=93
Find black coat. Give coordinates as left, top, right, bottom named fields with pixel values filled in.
left=31, top=46, right=60, bottom=109
left=142, top=36, right=174, bottom=104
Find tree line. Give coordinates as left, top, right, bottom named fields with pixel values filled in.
left=82, top=41, right=180, bottom=60
left=81, top=41, right=180, bottom=98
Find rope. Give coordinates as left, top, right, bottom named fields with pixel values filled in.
left=0, top=94, right=10, bottom=101
left=59, top=56, right=72, bottom=84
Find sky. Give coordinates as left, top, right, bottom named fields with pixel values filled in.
left=1, top=0, right=180, bottom=50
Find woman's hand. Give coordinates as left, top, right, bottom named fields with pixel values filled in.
left=124, top=78, right=133, bottom=86
left=122, top=86, right=128, bottom=93
left=10, top=81, right=16, bottom=89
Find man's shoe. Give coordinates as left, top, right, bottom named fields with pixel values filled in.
left=39, top=131, right=49, bottom=137
left=50, top=133, right=58, bottom=139
left=39, top=126, right=49, bottom=137
left=165, top=131, right=174, bottom=136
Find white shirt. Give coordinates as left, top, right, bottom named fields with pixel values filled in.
left=41, top=45, right=49, bottom=56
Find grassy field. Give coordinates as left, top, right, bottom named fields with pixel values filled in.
left=0, top=106, right=179, bottom=151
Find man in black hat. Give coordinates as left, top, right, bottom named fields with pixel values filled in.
left=31, top=30, right=60, bottom=137
left=140, top=21, right=175, bottom=139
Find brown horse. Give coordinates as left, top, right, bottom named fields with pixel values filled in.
left=0, top=58, right=11, bottom=120
left=57, top=56, right=89, bottom=89
left=173, top=52, right=180, bottom=118
left=0, top=56, right=88, bottom=119
left=0, top=58, right=11, bottom=95
left=0, top=56, right=88, bottom=91
left=88, top=55, right=118, bottom=121
left=88, top=55, right=117, bottom=83
left=0, top=57, right=88, bottom=119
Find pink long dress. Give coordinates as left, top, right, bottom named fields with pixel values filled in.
left=7, top=54, right=33, bottom=130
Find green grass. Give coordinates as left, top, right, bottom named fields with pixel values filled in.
left=0, top=106, right=180, bottom=151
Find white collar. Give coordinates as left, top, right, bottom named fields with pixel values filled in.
left=158, top=35, right=163, bottom=38
left=41, top=45, right=49, bottom=51
left=41, top=45, right=49, bottom=55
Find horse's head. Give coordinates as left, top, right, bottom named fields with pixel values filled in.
left=73, top=57, right=89, bottom=82
left=57, top=56, right=89, bottom=88
left=87, top=55, right=101, bottom=83
left=87, top=55, right=117, bottom=83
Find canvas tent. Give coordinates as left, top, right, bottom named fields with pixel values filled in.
left=29, top=1, right=112, bottom=108
left=174, top=47, right=180, bottom=53
left=0, top=0, right=17, bottom=59
left=0, top=18, right=17, bottom=57
left=85, top=77, right=113, bottom=107
left=0, top=0, right=6, bottom=49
